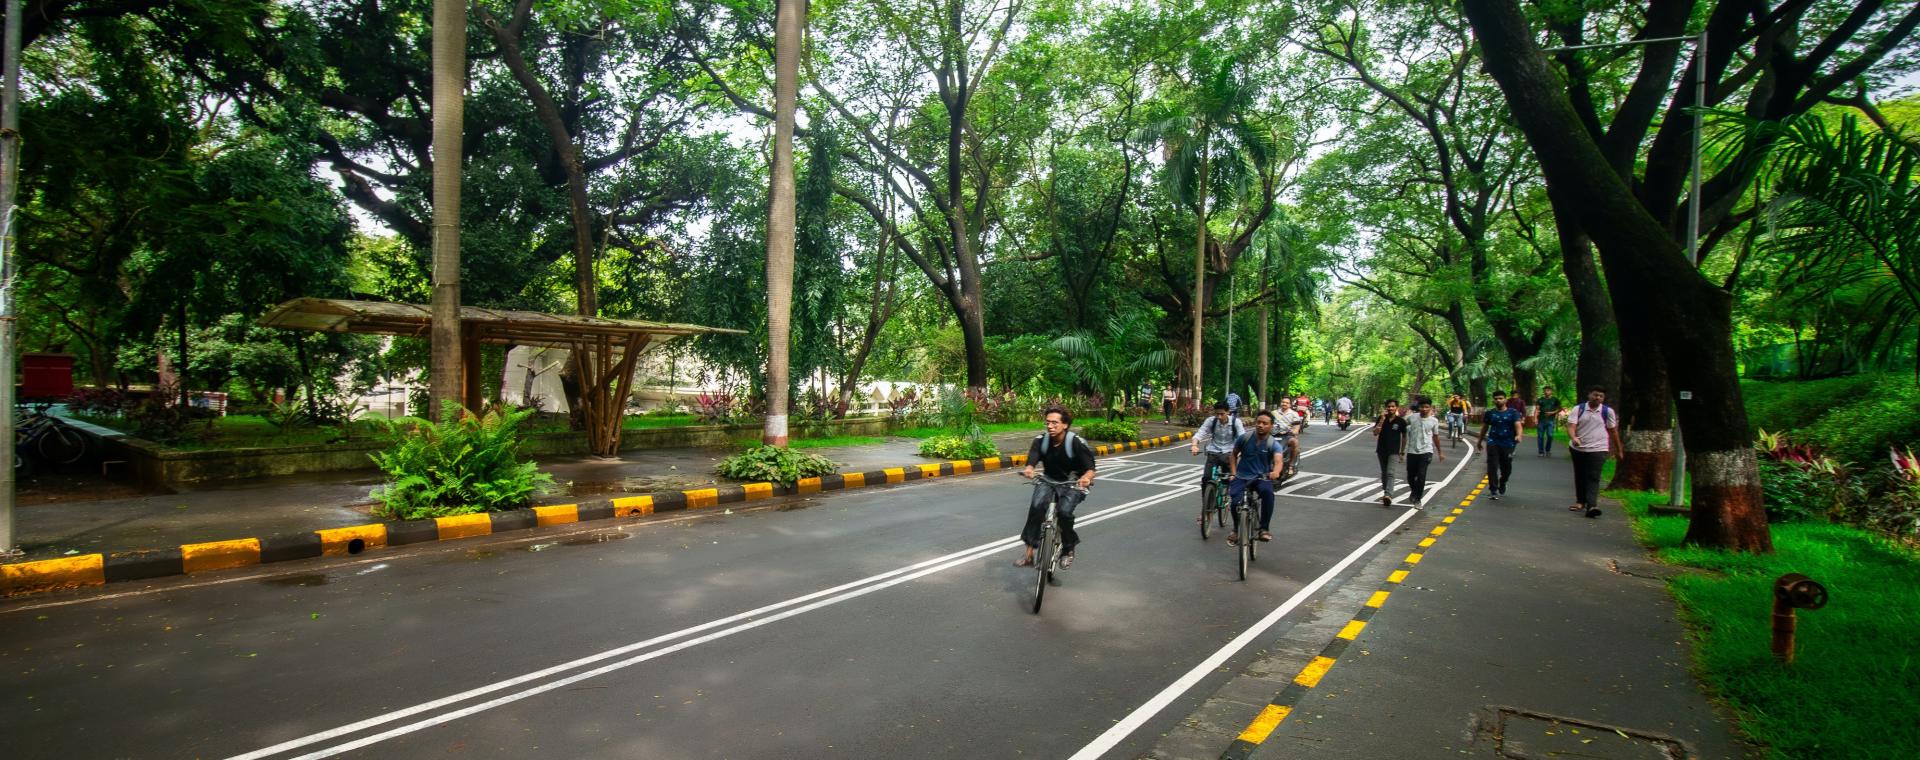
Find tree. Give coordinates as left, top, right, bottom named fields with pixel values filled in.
left=428, top=0, right=465, bottom=416
left=763, top=0, right=804, bottom=445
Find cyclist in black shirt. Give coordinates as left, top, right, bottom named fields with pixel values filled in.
left=1018, top=406, right=1097, bottom=568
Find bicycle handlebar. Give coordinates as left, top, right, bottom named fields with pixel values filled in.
left=1027, top=474, right=1090, bottom=492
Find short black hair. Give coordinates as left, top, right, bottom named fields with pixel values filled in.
left=1213, top=400, right=1230, bottom=411
left=1255, top=409, right=1275, bottom=423
left=1384, top=399, right=1400, bottom=406
left=1043, top=406, right=1073, bottom=426
left=1588, top=386, right=1607, bottom=395
left=1494, top=390, right=1507, bottom=398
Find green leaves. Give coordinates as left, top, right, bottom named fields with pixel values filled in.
left=916, top=435, right=999, bottom=460
left=716, top=445, right=841, bottom=486
left=369, top=406, right=555, bottom=520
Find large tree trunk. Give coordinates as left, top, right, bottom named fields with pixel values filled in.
left=1549, top=193, right=1623, bottom=398
left=1188, top=147, right=1210, bottom=404
left=427, top=0, right=465, bottom=419
left=1257, top=305, right=1269, bottom=405
left=1461, top=0, right=1768, bottom=551
left=1609, top=326, right=1673, bottom=491
left=761, top=0, right=802, bottom=445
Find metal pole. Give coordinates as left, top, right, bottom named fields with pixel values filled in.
left=1222, top=268, right=1234, bottom=405
left=1670, top=31, right=1706, bottom=508
left=0, top=0, right=22, bottom=558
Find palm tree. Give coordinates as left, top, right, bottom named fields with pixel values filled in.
left=1053, top=313, right=1178, bottom=416
left=1138, top=51, right=1275, bottom=404
left=428, top=0, right=466, bottom=417
left=763, top=0, right=805, bottom=446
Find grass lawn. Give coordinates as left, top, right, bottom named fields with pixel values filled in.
left=1612, top=489, right=1920, bottom=759
left=895, top=421, right=1041, bottom=439
left=70, top=413, right=384, bottom=450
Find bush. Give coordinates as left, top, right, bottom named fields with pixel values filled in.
left=65, top=387, right=127, bottom=416
left=1796, top=391, right=1920, bottom=466
left=717, top=444, right=840, bottom=486
left=918, top=434, right=1000, bottom=459
left=1079, top=419, right=1139, bottom=442
left=1740, top=375, right=1887, bottom=433
left=369, top=405, right=554, bottom=520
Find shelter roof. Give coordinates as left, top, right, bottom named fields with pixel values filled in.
left=258, top=298, right=744, bottom=348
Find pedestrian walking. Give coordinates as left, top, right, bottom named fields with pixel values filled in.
left=1404, top=399, right=1446, bottom=507
left=1477, top=390, right=1526, bottom=500
left=1225, top=388, right=1243, bottom=418
left=1162, top=386, right=1176, bottom=422
left=1372, top=399, right=1410, bottom=506
left=1567, top=387, right=1622, bottom=518
left=1535, top=386, right=1563, bottom=457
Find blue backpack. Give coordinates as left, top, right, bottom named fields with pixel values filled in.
left=1037, top=431, right=1084, bottom=460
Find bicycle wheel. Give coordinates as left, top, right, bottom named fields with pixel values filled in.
left=1215, top=486, right=1228, bottom=527
left=1031, top=523, right=1053, bottom=614
left=39, top=424, right=88, bottom=465
left=1199, top=482, right=1215, bottom=540
left=1235, top=506, right=1250, bottom=581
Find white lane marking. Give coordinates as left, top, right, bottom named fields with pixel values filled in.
left=1318, top=477, right=1382, bottom=501
left=1277, top=473, right=1332, bottom=493
left=230, top=485, right=1196, bottom=760
left=1066, top=500, right=1424, bottom=760
left=1066, top=439, right=1482, bottom=759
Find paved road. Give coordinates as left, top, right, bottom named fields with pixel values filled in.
left=1, top=420, right=1480, bottom=759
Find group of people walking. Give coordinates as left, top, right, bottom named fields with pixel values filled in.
left=1371, top=386, right=1622, bottom=516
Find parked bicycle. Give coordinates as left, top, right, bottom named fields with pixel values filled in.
left=16, top=407, right=88, bottom=466
left=1025, top=474, right=1085, bottom=614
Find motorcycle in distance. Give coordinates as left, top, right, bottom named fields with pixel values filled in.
left=1335, top=409, right=1352, bottom=430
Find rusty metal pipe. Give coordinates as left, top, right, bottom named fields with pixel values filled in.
left=1771, top=573, right=1827, bottom=664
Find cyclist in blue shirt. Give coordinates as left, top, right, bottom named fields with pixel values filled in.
left=1228, top=410, right=1286, bottom=546
left=1476, top=390, right=1527, bottom=499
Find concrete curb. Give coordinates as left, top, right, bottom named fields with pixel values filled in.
left=2, top=432, right=1193, bottom=598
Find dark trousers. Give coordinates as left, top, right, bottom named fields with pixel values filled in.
left=1406, top=452, right=1433, bottom=505
left=1023, top=481, right=1085, bottom=551
left=1229, top=477, right=1276, bottom=532
left=1376, top=451, right=1398, bottom=497
left=1486, top=445, right=1515, bottom=492
left=1571, top=450, right=1608, bottom=508
left=1201, top=452, right=1233, bottom=484
left=1163, top=400, right=1174, bottom=421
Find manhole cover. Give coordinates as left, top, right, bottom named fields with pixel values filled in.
left=1490, top=707, right=1691, bottom=759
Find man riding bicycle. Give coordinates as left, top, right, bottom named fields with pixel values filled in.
left=1189, top=401, right=1245, bottom=486
left=1445, top=393, right=1471, bottom=438
left=1229, top=410, right=1287, bottom=545
left=1018, top=406, right=1096, bottom=569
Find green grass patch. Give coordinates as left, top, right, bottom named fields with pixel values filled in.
left=895, top=421, right=1040, bottom=439
left=71, top=413, right=383, bottom=450
left=1615, top=489, right=1920, bottom=759
left=788, top=434, right=885, bottom=449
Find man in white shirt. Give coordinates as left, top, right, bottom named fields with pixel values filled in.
left=1403, top=399, right=1447, bottom=506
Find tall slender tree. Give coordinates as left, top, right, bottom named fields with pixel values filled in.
left=763, top=0, right=804, bottom=445
left=428, top=0, right=464, bottom=417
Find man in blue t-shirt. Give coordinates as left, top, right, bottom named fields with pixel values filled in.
left=1476, top=390, right=1527, bottom=499
left=1228, top=410, right=1286, bottom=545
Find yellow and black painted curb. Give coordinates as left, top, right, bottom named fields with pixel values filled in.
left=0, top=432, right=1194, bottom=598
left=1219, top=476, right=1491, bottom=759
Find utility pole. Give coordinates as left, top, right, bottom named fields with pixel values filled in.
left=0, top=0, right=23, bottom=559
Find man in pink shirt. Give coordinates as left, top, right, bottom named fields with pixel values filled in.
left=1567, top=386, right=1624, bottom=518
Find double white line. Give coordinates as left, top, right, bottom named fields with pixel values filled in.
left=229, top=485, right=1195, bottom=760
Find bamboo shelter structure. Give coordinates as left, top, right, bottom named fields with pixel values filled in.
left=259, top=298, right=744, bottom=456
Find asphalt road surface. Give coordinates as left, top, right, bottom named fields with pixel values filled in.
left=2, top=418, right=1480, bottom=759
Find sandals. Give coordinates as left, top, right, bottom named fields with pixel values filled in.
left=1568, top=504, right=1584, bottom=512
left=1013, top=556, right=1034, bottom=567
left=1227, top=533, right=1240, bottom=546
left=1259, top=531, right=1274, bottom=542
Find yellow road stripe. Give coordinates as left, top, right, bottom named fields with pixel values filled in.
left=1442, top=516, right=1455, bottom=524
left=684, top=488, right=720, bottom=508
left=1293, top=656, right=1337, bottom=688
left=982, top=457, right=1000, bottom=470
left=1451, top=508, right=1464, bottom=515
left=883, top=467, right=905, bottom=484
left=1236, top=704, right=1291, bottom=743
left=743, top=482, right=775, bottom=501
left=613, top=495, right=655, bottom=516
left=317, top=524, right=387, bottom=557
left=533, top=504, right=579, bottom=526
left=1337, top=620, right=1368, bottom=640
left=1406, top=552, right=1424, bottom=564
left=1387, top=570, right=1409, bottom=584
left=2, top=554, right=106, bottom=595
left=796, top=477, right=822, bottom=494
left=1430, top=526, right=1447, bottom=536
left=951, top=460, right=973, bottom=474
left=435, top=513, right=493, bottom=540
left=1418, top=537, right=1436, bottom=548
left=843, top=472, right=866, bottom=487
left=181, top=538, right=262, bottom=574
left=918, top=463, right=942, bottom=479
left=1366, top=590, right=1390, bottom=608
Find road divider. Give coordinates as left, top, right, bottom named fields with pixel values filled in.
left=1, top=432, right=1193, bottom=598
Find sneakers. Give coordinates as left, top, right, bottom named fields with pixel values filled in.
left=1491, top=492, right=1502, bottom=501
left=1378, top=495, right=1392, bottom=507
left=1586, top=507, right=1603, bottom=519
left=1062, top=552, right=1075, bottom=569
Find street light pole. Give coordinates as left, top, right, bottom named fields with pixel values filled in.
left=0, top=0, right=22, bottom=559
left=1545, top=31, right=1706, bottom=510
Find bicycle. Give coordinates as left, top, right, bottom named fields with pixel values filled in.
left=1026, top=475, right=1085, bottom=614
left=1199, top=457, right=1229, bottom=540
left=16, top=407, right=88, bottom=466
left=1446, top=412, right=1466, bottom=448
left=1229, top=474, right=1275, bottom=581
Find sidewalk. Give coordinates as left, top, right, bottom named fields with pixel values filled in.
left=1236, top=446, right=1756, bottom=759
left=9, top=420, right=1191, bottom=562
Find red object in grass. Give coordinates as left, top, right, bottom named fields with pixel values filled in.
left=20, top=353, right=77, bottom=399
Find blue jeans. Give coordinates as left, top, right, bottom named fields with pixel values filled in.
left=1229, top=477, right=1275, bottom=533
left=1537, top=418, right=1557, bottom=454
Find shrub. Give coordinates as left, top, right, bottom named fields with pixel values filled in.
left=1178, top=401, right=1208, bottom=426
left=126, top=384, right=213, bottom=444
left=65, top=387, right=127, bottom=416
left=918, top=434, right=999, bottom=460
left=1079, top=419, right=1139, bottom=442
left=692, top=391, right=736, bottom=425
left=1740, top=374, right=1886, bottom=434
left=717, top=444, right=840, bottom=486
left=1796, top=391, right=1920, bottom=466
left=369, top=405, right=554, bottom=520
left=1754, top=430, right=1867, bottom=523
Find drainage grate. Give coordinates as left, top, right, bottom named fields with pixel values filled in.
left=1486, top=706, right=1692, bottom=760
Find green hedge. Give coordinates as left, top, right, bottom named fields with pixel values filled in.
left=918, top=435, right=999, bottom=459
left=1078, top=420, right=1139, bottom=442
left=1743, top=374, right=1920, bottom=464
